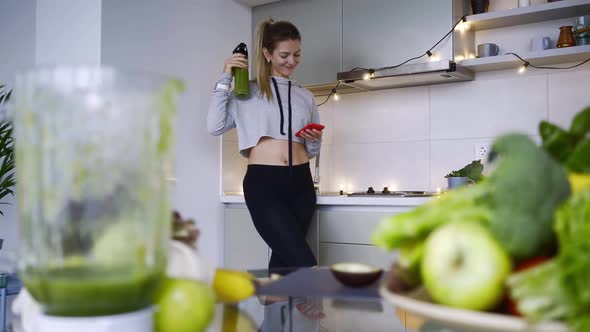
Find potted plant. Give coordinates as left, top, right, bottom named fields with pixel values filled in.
left=445, top=160, right=484, bottom=190
left=0, top=85, right=15, bottom=251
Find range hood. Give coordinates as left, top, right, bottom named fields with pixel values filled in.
left=336, top=60, right=473, bottom=91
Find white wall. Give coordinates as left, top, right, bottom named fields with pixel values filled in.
left=224, top=66, right=590, bottom=194
left=0, top=0, right=103, bottom=256
left=101, top=0, right=252, bottom=266
left=224, top=62, right=590, bottom=194
left=0, top=1, right=37, bottom=324
left=0, top=0, right=36, bottom=255
left=0, top=0, right=36, bottom=83
left=36, top=0, right=102, bottom=65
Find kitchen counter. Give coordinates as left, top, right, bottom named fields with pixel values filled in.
left=221, top=193, right=435, bottom=207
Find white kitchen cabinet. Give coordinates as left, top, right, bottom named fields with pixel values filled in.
left=223, top=203, right=413, bottom=270
left=252, top=0, right=342, bottom=86
left=318, top=210, right=392, bottom=244
left=341, top=0, right=455, bottom=71
left=224, top=205, right=319, bottom=269
left=224, top=207, right=269, bottom=270
left=317, top=209, right=404, bottom=269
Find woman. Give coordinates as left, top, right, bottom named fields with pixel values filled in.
left=207, top=19, right=322, bottom=271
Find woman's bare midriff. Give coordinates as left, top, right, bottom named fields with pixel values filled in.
left=248, top=137, right=310, bottom=165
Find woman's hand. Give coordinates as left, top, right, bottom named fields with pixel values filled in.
left=299, top=129, right=323, bottom=142
left=223, top=53, right=248, bottom=74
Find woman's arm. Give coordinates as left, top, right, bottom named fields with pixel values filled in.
left=207, top=73, right=237, bottom=136
left=207, top=54, right=248, bottom=136
left=304, top=103, right=322, bottom=158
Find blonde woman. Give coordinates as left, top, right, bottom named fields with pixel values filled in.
left=208, top=19, right=322, bottom=272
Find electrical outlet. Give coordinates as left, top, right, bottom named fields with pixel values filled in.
left=474, top=143, right=490, bottom=161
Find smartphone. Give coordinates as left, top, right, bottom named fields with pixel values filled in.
left=295, top=123, right=325, bottom=138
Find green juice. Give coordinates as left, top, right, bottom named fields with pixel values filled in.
left=233, top=67, right=250, bottom=99
left=23, top=265, right=164, bottom=317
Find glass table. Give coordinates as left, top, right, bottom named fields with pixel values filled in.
left=8, top=267, right=507, bottom=332
left=205, top=267, right=433, bottom=332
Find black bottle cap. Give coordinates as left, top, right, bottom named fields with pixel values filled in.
left=233, top=43, right=248, bottom=58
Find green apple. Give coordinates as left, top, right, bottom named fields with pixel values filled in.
left=421, top=222, right=511, bottom=311
left=154, top=278, right=216, bottom=332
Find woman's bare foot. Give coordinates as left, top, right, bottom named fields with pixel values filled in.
left=294, top=298, right=326, bottom=320
left=256, top=276, right=287, bottom=305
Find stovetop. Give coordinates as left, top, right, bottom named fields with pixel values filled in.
left=347, top=187, right=439, bottom=197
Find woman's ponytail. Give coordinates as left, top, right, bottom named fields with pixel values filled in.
left=255, top=19, right=273, bottom=101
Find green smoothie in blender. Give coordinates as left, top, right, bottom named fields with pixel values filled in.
left=13, top=67, right=182, bottom=319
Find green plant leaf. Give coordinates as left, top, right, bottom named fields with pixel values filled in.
left=0, top=85, right=16, bottom=216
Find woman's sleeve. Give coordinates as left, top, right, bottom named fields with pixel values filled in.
left=305, top=101, right=322, bottom=158
left=207, top=73, right=237, bottom=136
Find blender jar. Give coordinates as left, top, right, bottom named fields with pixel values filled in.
left=12, top=67, right=183, bottom=317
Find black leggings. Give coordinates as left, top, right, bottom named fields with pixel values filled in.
left=243, top=162, right=318, bottom=271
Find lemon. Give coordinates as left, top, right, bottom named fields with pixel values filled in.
left=212, top=269, right=255, bottom=303
left=221, top=304, right=258, bottom=332
left=154, top=278, right=215, bottom=332
left=568, top=172, right=590, bottom=194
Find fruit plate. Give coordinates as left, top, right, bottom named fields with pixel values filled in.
left=379, top=286, right=569, bottom=332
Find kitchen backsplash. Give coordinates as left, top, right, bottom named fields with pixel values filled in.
left=222, top=64, right=590, bottom=194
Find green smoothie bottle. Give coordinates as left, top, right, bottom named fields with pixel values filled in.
left=232, top=42, right=250, bottom=99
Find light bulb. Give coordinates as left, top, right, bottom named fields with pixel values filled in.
left=430, top=53, right=441, bottom=61
left=370, top=72, right=375, bottom=78
left=518, top=63, right=529, bottom=74
left=455, top=55, right=465, bottom=61
left=468, top=54, right=476, bottom=59
left=339, top=184, right=344, bottom=191
left=333, top=93, right=340, bottom=101
left=363, top=73, right=371, bottom=80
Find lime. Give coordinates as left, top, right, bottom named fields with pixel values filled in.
left=154, top=278, right=215, bottom=332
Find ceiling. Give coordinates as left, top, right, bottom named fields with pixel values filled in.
left=234, top=0, right=282, bottom=7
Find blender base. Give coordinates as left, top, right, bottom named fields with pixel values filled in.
left=35, top=307, right=153, bottom=332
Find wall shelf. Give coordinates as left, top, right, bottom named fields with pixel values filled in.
left=466, top=0, right=590, bottom=31
left=459, top=44, right=590, bottom=71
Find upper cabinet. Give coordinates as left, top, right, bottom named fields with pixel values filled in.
left=252, top=0, right=342, bottom=86
left=341, top=0, right=454, bottom=71
left=253, top=0, right=464, bottom=91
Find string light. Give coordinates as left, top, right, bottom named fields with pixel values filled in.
left=317, top=81, right=341, bottom=107
left=455, top=19, right=471, bottom=32
left=316, top=15, right=470, bottom=106
left=505, top=52, right=590, bottom=72
left=362, top=69, right=376, bottom=80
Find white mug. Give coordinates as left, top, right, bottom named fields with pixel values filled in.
left=530, top=36, right=552, bottom=51
left=518, top=0, right=531, bottom=7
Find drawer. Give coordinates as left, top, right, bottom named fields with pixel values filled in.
left=319, top=210, right=399, bottom=245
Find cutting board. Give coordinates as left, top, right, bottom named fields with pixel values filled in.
left=256, top=267, right=382, bottom=299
